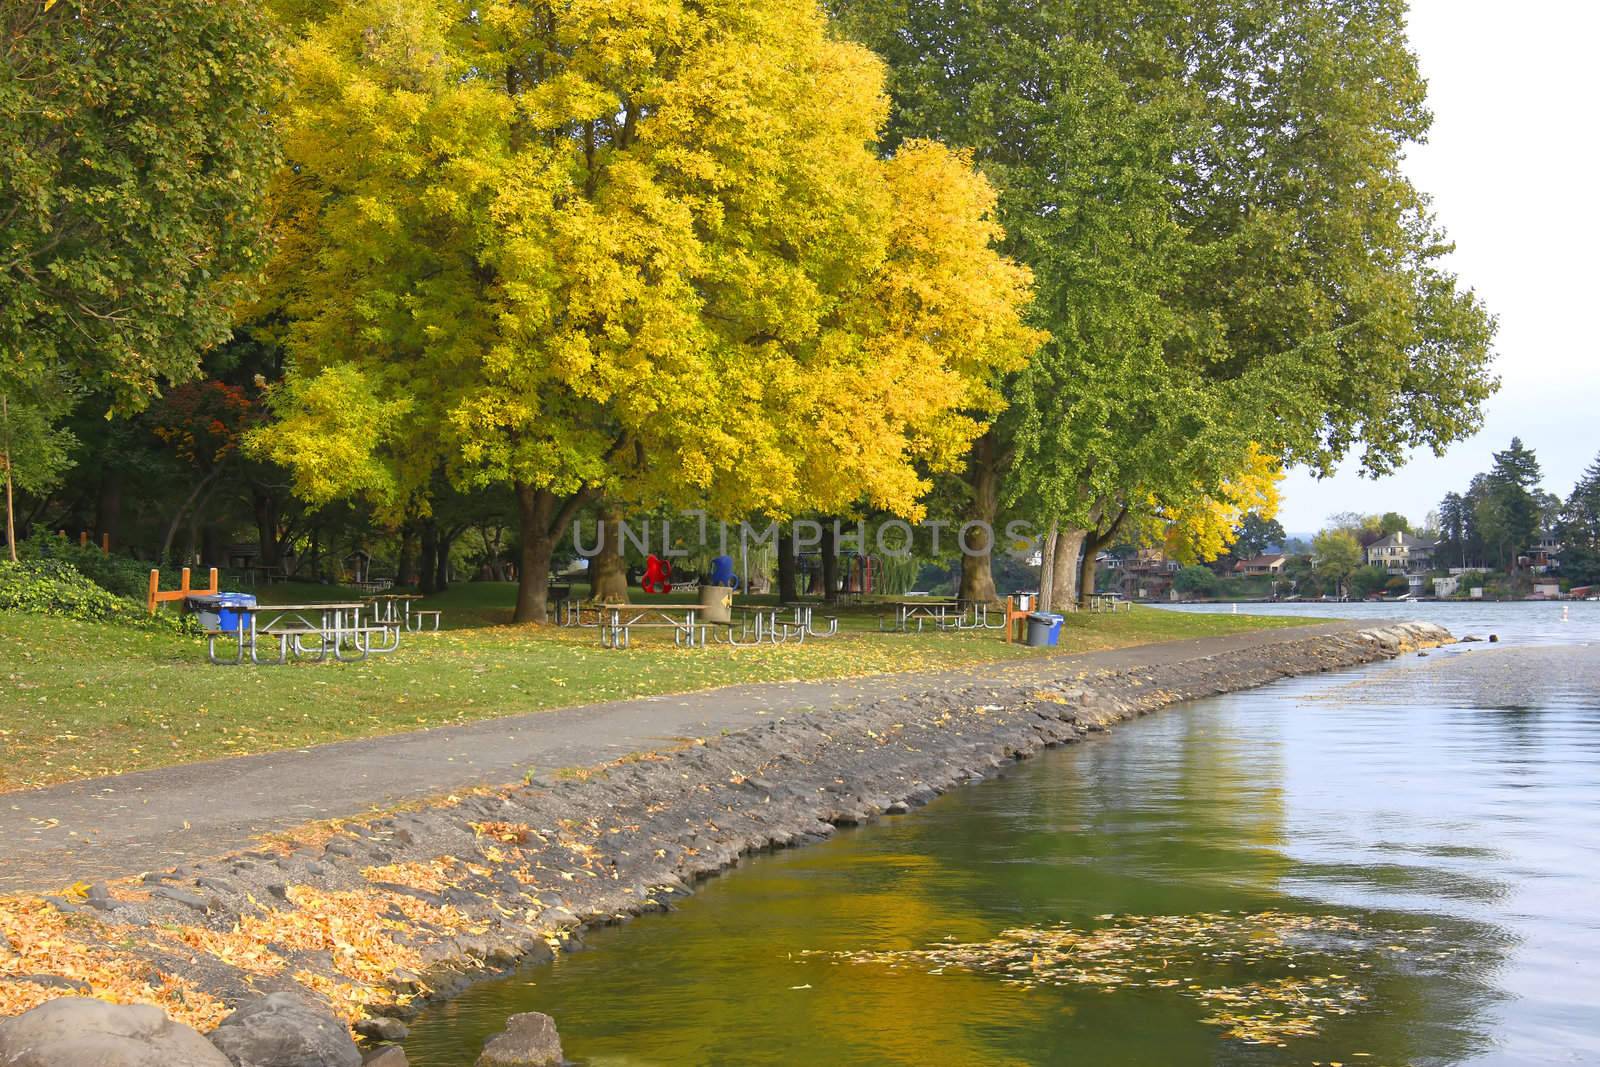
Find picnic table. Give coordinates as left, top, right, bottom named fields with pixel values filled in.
left=878, top=597, right=1008, bottom=633
left=599, top=604, right=705, bottom=649
left=205, top=602, right=399, bottom=665
left=776, top=603, right=839, bottom=637
left=880, top=598, right=966, bottom=633
left=1087, top=593, right=1130, bottom=613
left=707, top=606, right=811, bottom=646
left=363, top=593, right=441, bottom=631
left=557, top=598, right=625, bottom=627
left=956, top=597, right=1008, bottom=630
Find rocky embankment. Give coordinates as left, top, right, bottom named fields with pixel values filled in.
left=0, top=622, right=1449, bottom=1065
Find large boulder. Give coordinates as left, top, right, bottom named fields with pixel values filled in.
left=207, top=994, right=360, bottom=1067
left=475, top=1012, right=563, bottom=1067
left=0, top=997, right=232, bottom=1067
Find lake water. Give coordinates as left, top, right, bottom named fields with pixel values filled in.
left=403, top=604, right=1600, bottom=1065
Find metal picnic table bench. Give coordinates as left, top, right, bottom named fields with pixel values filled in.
left=598, top=604, right=706, bottom=649
left=205, top=602, right=400, bottom=665
left=703, top=603, right=835, bottom=646
left=879, top=597, right=1003, bottom=633
left=363, top=592, right=442, bottom=631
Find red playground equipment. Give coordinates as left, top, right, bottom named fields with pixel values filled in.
left=640, top=554, right=673, bottom=594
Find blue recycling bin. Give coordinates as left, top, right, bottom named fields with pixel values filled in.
left=708, top=554, right=740, bottom=590
left=187, top=592, right=256, bottom=632
left=1025, top=612, right=1063, bottom=647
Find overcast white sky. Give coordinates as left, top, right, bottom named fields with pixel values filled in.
left=1275, top=0, right=1600, bottom=534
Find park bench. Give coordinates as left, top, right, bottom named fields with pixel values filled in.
left=408, top=609, right=442, bottom=631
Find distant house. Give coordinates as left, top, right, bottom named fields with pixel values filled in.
left=1118, top=548, right=1178, bottom=600
left=1571, top=585, right=1597, bottom=599
left=1365, top=531, right=1434, bottom=575
left=1532, top=580, right=1561, bottom=599
left=1433, top=574, right=1460, bottom=597
left=1521, top=533, right=1562, bottom=574
left=1233, top=554, right=1286, bottom=577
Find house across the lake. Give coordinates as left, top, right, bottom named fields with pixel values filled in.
left=1365, top=531, right=1434, bottom=574
left=1233, top=553, right=1287, bottom=577
left=1117, top=548, right=1178, bottom=600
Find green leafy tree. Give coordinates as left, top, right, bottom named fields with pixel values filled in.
left=1173, top=564, right=1221, bottom=600
left=0, top=0, right=276, bottom=410
left=834, top=0, right=1498, bottom=608
left=1379, top=512, right=1413, bottom=536
left=1312, top=529, right=1363, bottom=596
left=1348, top=564, right=1391, bottom=599
left=1, top=392, right=74, bottom=560
left=1232, top=514, right=1288, bottom=561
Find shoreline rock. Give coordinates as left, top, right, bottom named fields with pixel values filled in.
left=0, top=623, right=1452, bottom=1053
left=475, top=1012, right=562, bottom=1067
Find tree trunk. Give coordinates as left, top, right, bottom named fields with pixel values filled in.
left=1038, top=523, right=1057, bottom=612
left=419, top=521, right=439, bottom=595
left=160, top=468, right=222, bottom=564
left=201, top=524, right=225, bottom=569
left=479, top=526, right=508, bottom=582
left=252, top=488, right=281, bottom=568
left=1078, top=535, right=1099, bottom=606
left=777, top=526, right=797, bottom=603
left=590, top=507, right=629, bottom=601
left=434, top=532, right=452, bottom=591
left=1052, top=528, right=1087, bottom=609
left=958, top=433, right=1000, bottom=603
left=2, top=397, right=13, bottom=563
left=821, top=522, right=839, bottom=604
left=95, top=476, right=121, bottom=550
left=513, top=483, right=591, bottom=622
left=515, top=483, right=555, bottom=623
left=397, top=524, right=417, bottom=587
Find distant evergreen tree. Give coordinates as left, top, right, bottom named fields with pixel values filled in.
left=1437, top=491, right=1468, bottom=569
left=1558, top=452, right=1600, bottom=584
left=1478, top=438, right=1543, bottom=570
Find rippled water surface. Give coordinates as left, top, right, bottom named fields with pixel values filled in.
left=404, top=610, right=1600, bottom=1065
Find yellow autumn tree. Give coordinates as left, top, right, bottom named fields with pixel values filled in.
left=1154, top=446, right=1284, bottom=564
left=253, top=0, right=1038, bottom=620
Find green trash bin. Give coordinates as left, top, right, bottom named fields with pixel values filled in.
left=1025, top=612, right=1063, bottom=647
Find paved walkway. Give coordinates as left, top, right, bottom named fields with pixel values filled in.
left=0, top=622, right=1368, bottom=894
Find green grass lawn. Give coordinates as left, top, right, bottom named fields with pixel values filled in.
left=0, top=585, right=1318, bottom=792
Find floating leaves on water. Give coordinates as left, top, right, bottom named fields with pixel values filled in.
left=808, top=910, right=1457, bottom=1047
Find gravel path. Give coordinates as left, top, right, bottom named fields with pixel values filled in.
left=0, top=622, right=1371, bottom=894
